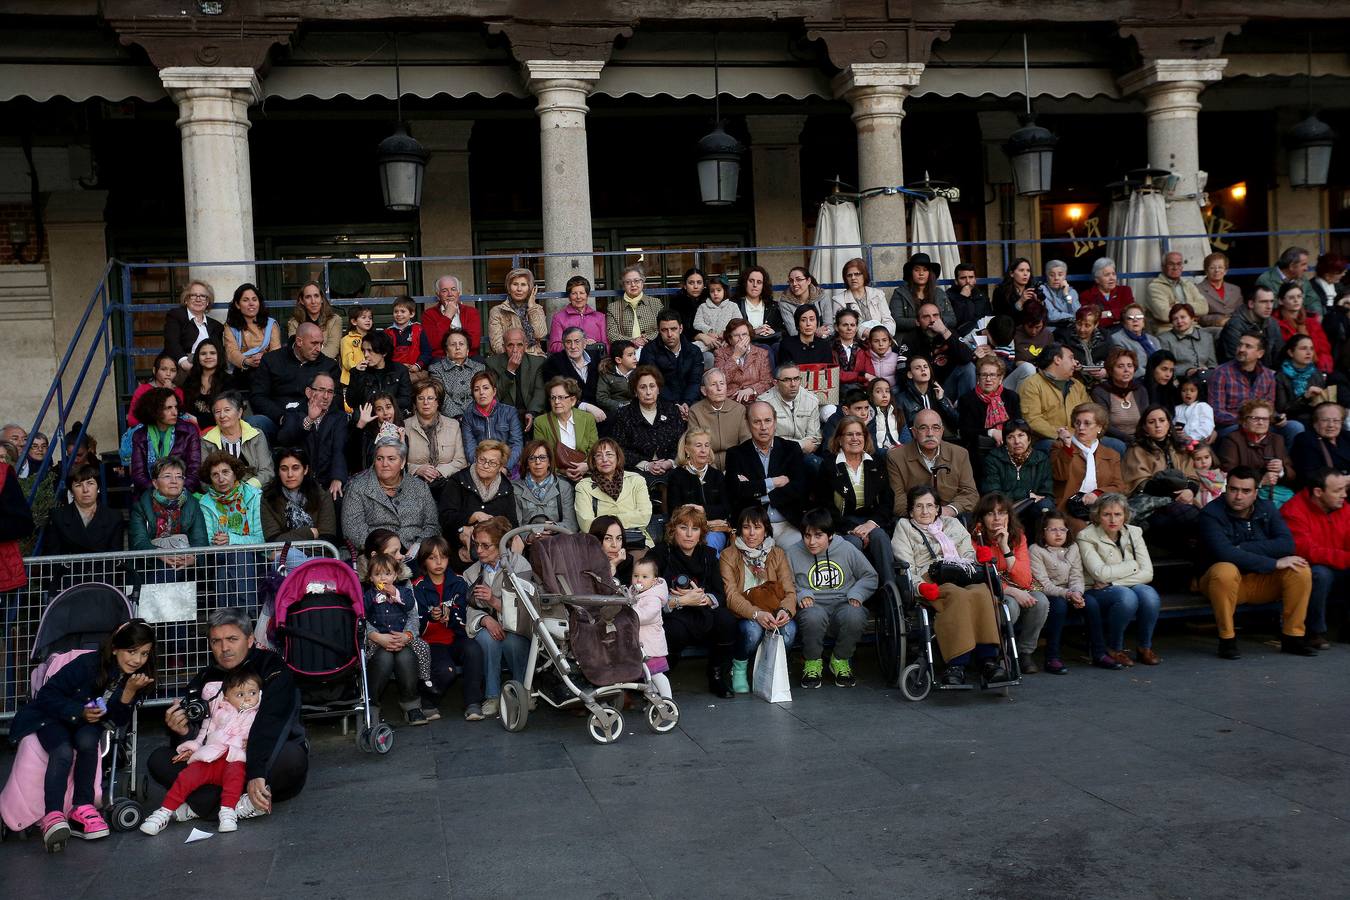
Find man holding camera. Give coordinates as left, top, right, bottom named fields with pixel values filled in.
left=147, top=608, right=308, bottom=820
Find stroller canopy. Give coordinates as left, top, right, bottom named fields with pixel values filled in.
left=273, top=557, right=364, bottom=626
left=528, top=533, right=622, bottom=598
left=31, top=582, right=135, bottom=662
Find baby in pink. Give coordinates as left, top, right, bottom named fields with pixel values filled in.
left=631, top=558, right=672, bottom=699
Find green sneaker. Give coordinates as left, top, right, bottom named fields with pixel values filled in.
left=830, top=657, right=856, bottom=688
left=730, top=659, right=750, bottom=694
left=801, top=658, right=823, bottom=689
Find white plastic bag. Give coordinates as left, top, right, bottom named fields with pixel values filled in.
left=752, top=629, right=792, bottom=704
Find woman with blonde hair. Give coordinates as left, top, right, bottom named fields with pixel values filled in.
left=163, top=280, right=225, bottom=374
left=488, top=267, right=548, bottom=356
left=667, top=428, right=730, bottom=552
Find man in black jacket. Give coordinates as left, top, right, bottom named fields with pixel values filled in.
left=639, top=310, right=704, bottom=414
left=148, top=608, right=309, bottom=821
left=276, top=371, right=348, bottom=500
left=1197, top=466, right=1316, bottom=659
left=946, top=263, right=992, bottom=336
left=907, top=301, right=976, bottom=399
left=724, top=401, right=806, bottom=544
left=250, top=322, right=339, bottom=426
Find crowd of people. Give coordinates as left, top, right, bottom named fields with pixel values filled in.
left=5, top=248, right=1350, bottom=844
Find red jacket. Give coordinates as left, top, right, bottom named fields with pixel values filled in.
left=0, top=463, right=31, bottom=590
left=423, top=303, right=483, bottom=358
left=1281, top=488, right=1350, bottom=569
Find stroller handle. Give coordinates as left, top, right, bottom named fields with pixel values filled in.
left=499, top=523, right=576, bottom=556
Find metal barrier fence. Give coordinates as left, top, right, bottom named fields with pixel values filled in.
left=0, top=540, right=341, bottom=723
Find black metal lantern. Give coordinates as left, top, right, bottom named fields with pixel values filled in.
left=377, top=35, right=428, bottom=212
left=697, top=34, right=743, bottom=206
left=1287, top=114, right=1336, bottom=190
left=1002, top=34, right=1058, bottom=197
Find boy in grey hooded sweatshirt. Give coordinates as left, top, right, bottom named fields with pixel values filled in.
left=786, top=509, right=879, bottom=688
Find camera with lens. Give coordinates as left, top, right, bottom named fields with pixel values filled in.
left=672, top=574, right=693, bottom=591
left=178, top=687, right=208, bottom=724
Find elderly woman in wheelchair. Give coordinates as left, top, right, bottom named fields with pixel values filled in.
left=890, top=485, right=1014, bottom=689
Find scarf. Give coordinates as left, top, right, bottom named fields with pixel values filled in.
left=1102, top=379, right=1137, bottom=400
left=684, top=463, right=709, bottom=481
left=420, top=416, right=442, bottom=465
left=146, top=424, right=174, bottom=467
left=282, top=485, right=314, bottom=531
left=923, top=520, right=960, bottom=561
left=209, top=482, right=251, bottom=538
left=150, top=490, right=183, bottom=539
left=592, top=468, right=625, bottom=501
left=510, top=302, right=537, bottom=346
left=734, top=535, right=776, bottom=587
left=625, top=294, right=645, bottom=339
left=470, top=469, right=502, bottom=502
left=1281, top=359, right=1316, bottom=398
left=1070, top=437, right=1100, bottom=494
left=525, top=473, right=555, bottom=502
left=1007, top=442, right=1032, bottom=468
left=1042, top=371, right=1076, bottom=399
left=975, top=383, right=1009, bottom=430
left=474, top=400, right=497, bottom=419
left=1121, top=328, right=1158, bottom=356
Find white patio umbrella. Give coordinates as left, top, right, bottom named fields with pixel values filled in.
left=810, top=198, right=863, bottom=291
left=1105, top=195, right=1130, bottom=268
left=910, top=197, right=961, bottom=282
left=1120, top=188, right=1169, bottom=297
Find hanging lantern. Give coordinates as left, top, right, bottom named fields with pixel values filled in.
left=1287, top=114, right=1336, bottom=189
left=377, top=125, right=429, bottom=211
left=697, top=124, right=743, bottom=206
left=1004, top=116, right=1058, bottom=197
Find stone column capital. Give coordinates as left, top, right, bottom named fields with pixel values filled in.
left=1117, top=59, right=1228, bottom=96
left=746, top=115, right=807, bottom=147
left=160, top=66, right=262, bottom=104
left=832, top=62, right=926, bottom=96
left=522, top=59, right=605, bottom=95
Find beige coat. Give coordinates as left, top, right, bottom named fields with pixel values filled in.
left=686, top=399, right=751, bottom=468
left=1076, top=523, right=1153, bottom=588
left=891, top=515, right=1000, bottom=659
left=885, top=441, right=979, bottom=518
left=403, top=414, right=468, bottom=480
left=1122, top=444, right=1199, bottom=496
left=1144, top=275, right=1208, bottom=333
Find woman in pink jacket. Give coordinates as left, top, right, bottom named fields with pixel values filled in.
left=139, top=669, right=262, bottom=836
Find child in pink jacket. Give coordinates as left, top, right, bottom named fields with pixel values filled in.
left=140, top=668, right=262, bottom=836
left=631, top=558, right=672, bottom=699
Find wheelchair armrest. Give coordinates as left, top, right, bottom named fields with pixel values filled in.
left=895, top=559, right=909, bottom=570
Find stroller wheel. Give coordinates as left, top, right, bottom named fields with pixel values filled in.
left=900, top=662, right=933, bottom=702
left=645, top=698, right=679, bottom=734
left=111, top=799, right=144, bottom=832
left=586, top=705, right=624, bottom=745
left=371, top=722, right=395, bottom=755
left=499, top=680, right=529, bottom=733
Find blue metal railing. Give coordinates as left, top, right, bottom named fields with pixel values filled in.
left=23, top=225, right=1349, bottom=523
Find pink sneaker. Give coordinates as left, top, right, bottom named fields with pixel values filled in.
left=40, top=811, right=70, bottom=851
left=68, top=804, right=110, bottom=840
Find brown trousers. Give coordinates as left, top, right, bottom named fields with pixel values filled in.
left=928, top=583, right=1002, bottom=661
left=1198, top=562, right=1311, bottom=640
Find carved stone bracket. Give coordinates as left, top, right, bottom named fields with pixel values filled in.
left=1117, top=19, right=1244, bottom=63
left=806, top=20, right=951, bottom=71
left=108, top=1, right=299, bottom=72
left=487, top=21, right=633, bottom=63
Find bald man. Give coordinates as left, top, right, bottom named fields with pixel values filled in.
left=724, top=400, right=807, bottom=543
left=251, top=321, right=340, bottom=426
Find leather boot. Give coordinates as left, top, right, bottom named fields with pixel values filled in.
left=708, top=665, right=734, bottom=698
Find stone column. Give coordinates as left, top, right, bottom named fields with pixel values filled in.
left=1118, top=59, right=1227, bottom=270
left=746, top=115, right=807, bottom=284
left=523, top=59, right=602, bottom=316
left=417, top=121, right=476, bottom=296
left=833, top=63, right=924, bottom=286
left=160, top=66, right=261, bottom=312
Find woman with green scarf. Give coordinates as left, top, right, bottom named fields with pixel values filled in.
left=1275, top=334, right=1332, bottom=428
left=129, top=387, right=202, bottom=498
left=197, top=450, right=264, bottom=607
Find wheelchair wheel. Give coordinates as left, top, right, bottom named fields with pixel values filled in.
left=874, top=582, right=905, bottom=687
left=586, top=705, right=624, bottom=745
left=646, top=698, right=679, bottom=734
left=371, top=722, right=395, bottom=755
left=499, top=680, right=529, bottom=733
left=111, top=798, right=144, bottom=832
left=900, top=662, right=932, bottom=702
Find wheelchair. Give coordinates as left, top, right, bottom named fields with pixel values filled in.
left=874, top=558, right=1022, bottom=701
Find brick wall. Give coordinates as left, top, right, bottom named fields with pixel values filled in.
left=0, top=203, right=51, bottom=266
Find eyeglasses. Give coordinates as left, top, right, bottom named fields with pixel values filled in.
left=478, top=458, right=503, bottom=468
left=187, top=292, right=209, bottom=300
left=1044, top=526, right=1069, bottom=534
left=472, top=541, right=495, bottom=550
left=777, top=376, right=801, bottom=384
left=309, top=387, right=335, bottom=395
left=622, top=278, right=643, bottom=286
left=1245, top=415, right=1271, bottom=422
left=526, top=454, right=550, bottom=462
left=1124, top=314, right=1145, bottom=321
left=787, top=275, right=808, bottom=284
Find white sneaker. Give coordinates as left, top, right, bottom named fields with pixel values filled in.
left=172, top=804, right=198, bottom=823
left=139, top=807, right=173, bottom=836
left=217, top=807, right=238, bottom=833
left=482, top=697, right=500, bottom=717
left=234, top=794, right=265, bottom=819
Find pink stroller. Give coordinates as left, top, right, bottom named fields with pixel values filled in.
left=1, top=583, right=148, bottom=845
left=271, top=558, right=389, bottom=754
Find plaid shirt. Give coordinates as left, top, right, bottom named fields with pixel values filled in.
left=1207, top=360, right=1276, bottom=428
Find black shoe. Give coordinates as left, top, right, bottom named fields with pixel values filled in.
left=981, top=660, right=1009, bottom=684
left=708, top=666, right=735, bottom=698
left=941, top=665, right=966, bottom=687
left=1217, top=637, right=1241, bottom=660
left=1281, top=635, right=1318, bottom=657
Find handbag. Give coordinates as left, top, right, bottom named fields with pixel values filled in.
left=925, top=559, right=984, bottom=587
left=752, top=628, right=792, bottom=703
left=745, top=579, right=785, bottom=614
left=1141, top=468, right=1190, bottom=497
left=549, top=413, right=589, bottom=472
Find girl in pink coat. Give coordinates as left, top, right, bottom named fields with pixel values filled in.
left=139, top=668, right=261, bottom=836
left=630, top=558, right=672, bottom=700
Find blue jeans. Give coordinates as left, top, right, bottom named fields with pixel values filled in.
left=1084, top=584, right=1160, bottom=656
left=473, top=628, right=531, bottom=698
left=1042, top=594, right=1070, bottom=660
left=736, top=618, right=797, bottom=661
left=1308, top=565, right=1349, bottom=635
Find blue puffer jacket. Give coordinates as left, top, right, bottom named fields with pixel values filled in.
left=411, top=573, right=470, bottom=640
left=461, top=400, right=523, bottom=472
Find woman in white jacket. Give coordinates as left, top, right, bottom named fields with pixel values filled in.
left=1075, top=493, right=1161, bottom=670
left=824, top=257, right=896, bottom=337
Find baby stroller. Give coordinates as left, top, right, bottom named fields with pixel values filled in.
left=494, top=525, right=680, bottom=745
left=271, top=558, right=389, bottom=754
left=887, top=555, right=1022, bottom=701
left=0, top=583, right=148, bottom=845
